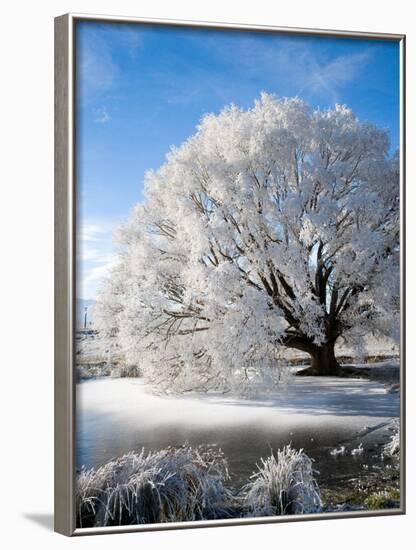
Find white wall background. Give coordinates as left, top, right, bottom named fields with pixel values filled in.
left=1, top=1, right=413, bottom=548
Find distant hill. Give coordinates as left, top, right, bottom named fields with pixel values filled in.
left=76, top=298, right=96, bottom=328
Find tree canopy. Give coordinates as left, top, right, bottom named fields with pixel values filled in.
left=95, top=94, right=399, bottom=392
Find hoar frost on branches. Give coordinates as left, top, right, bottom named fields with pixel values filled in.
left=95, top=94, right=399, bottom=393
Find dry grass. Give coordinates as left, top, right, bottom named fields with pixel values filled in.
left=76, top=445, right=233, bottom=527
left=243, top=444, right=322, bottom=516
left=77, top=444, right=324, bottom=527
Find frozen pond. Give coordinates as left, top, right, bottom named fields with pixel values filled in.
left=76, top=376, right=400, bottom=491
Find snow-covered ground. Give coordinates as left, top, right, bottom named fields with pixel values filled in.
left=78, top=375, right=399, bottom=433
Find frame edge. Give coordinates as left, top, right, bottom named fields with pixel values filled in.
left=399, top=34, right=406, bottom=516
left=54, top=13, right=75, bottom=537
left=59, top=12, right=405, bottom=41
left=53, top=13, right=406, bottom=536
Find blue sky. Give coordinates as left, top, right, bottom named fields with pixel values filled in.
left=75, top=21, right=400, bottom=300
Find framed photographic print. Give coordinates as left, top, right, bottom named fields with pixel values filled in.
left=54, top=13, right=405, bottom=536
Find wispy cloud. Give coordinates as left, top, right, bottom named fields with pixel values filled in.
left=79, top=224, right=109, bottom=242
left=78, top=34, right=119, bottom=96
left=193, top=34, right=372, bottom=106
left=94, top=107, right=111, bottom=124
left=117, top=26, right=143, bottom=60
left=295, top=51, right=371, bottom=103
left=77, top=220, right=121, bottom=299
left=77, top=24, right=143, bottom=101
left=80, top=257, right=120, bottom=299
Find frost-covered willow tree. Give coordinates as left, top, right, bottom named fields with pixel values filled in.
left=95, top=94, right=399, bottom=392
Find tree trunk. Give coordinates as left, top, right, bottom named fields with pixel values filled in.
left=296, top=341, right=341, bottom=376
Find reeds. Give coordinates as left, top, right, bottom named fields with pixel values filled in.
left=242, top=444, right=322, bottom=516
left=76, top=445, right=233, bottom=527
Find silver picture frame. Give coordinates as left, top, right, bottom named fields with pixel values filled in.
left=54, top=13, right=406, bottom=536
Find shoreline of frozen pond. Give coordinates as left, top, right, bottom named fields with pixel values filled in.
left=76, top=375, right=399, bottom=493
